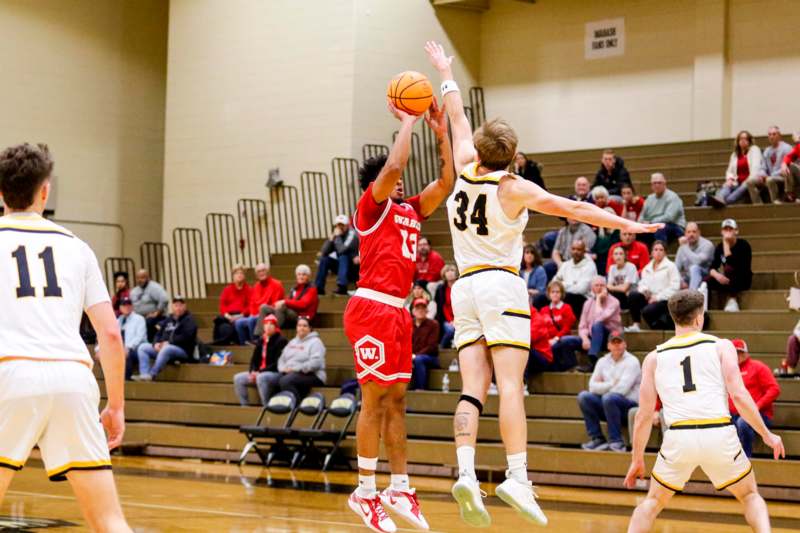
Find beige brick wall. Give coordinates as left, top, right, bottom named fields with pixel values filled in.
left=0, top=0, right=167, bottom=265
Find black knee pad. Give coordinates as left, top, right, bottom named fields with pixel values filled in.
left=459, top=394, right=483, bottom=415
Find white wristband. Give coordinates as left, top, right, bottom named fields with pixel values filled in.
left=441, top=80, right=460, bottom=96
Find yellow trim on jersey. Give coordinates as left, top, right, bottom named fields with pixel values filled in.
left=486, top=340, right=530, bottom=350
left=715, top=464, right=753, bottom=491
left=657, top=332, right=717, bottom=352
left=459, top=174, right=501, bottom=185
left=0, top=356, right=92, bottom=369
left=650, top=471, right=682, bottom=492
left=503, top=308, right=531, bottom=317
left=0, top=456, right=24, bottom=469
left=456, top=337, right=485, bottom=352
left=461, top=265, right=519, bottom=277
left=0, top=224, right=74, bottom=237
left=670, top=417, right=731, bottom=428
left=47, top=460, right=113, bottom=479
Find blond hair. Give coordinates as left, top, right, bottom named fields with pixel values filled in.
left=231, top=263, right=246, bottom=276
left=473, top=118, right=518, bottom=171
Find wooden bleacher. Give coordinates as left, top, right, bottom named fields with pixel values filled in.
left=98, top=135, right=800, bottom=499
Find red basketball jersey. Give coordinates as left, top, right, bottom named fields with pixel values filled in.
left=353, top=183, right=423, bottom=299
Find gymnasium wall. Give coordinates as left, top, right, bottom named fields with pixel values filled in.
left=479, top=0, right=800, bottom=153
left=0, top=0, right=167, bottom=264
left=162, top=0, right=480, bottom=241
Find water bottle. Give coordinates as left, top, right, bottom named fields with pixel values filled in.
left=442, top=373, right=450, bottom=394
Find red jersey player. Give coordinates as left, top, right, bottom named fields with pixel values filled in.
left=345, top=97, right=454, bottom=533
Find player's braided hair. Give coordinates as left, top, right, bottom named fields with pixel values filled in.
left=0, top=143, right=53, bottom=209
left=358, top=154, right=388, bottom=192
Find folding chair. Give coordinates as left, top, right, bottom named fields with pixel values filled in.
left=237, top=390, right=297, bottom=466
left=293, top=393, right=358, bottom=471
left=283, top=392, right=326, bottom=468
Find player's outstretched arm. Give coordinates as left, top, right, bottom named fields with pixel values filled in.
left=372, top=102, right=422, bottom=204
left=425, top=41, right=476, bottom=171
left=507, top=178, right=663, bottom=234
left=720, top=339, right=786, bottom=460
left=419, top=97, right=455, bottom=217
left=86, top=301, right=126, bottom=450
left=624, top=352, right=658, bottom=489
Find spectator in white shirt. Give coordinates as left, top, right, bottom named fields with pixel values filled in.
left=762, top=126, right=795, bottom=203
left=674, top=222, right=714, bottom=290
left=553, top=239, right=597, bottom=319
left=118, top=297, right=147, bottom=380
left=625, top=241, right=681, bottom=331
left=606, top=246, right=638, bottom=309
left=577, top=332, right=641, bottom=452
left=545, top=219, right=597, bottom=280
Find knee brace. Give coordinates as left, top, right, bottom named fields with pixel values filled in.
left=458, top=394, right=483, bottom=415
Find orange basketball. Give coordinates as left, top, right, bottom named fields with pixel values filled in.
left=387, top=71, right=433, bottom=116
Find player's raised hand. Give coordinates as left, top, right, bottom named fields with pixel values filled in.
left=424, top=41, right=453, bottom=73
left=101, top=405, right=126, bottom=451
left=764, top=431, right=785, bottom=460
left=623, top=221, right=664, bottom=234
left=424, top=97, right=447, bottom=137
left=387, top=100, right=420, bottom=124
left=623, top=458, right=646, bottom=489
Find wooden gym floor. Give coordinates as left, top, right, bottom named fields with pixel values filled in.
left=2, top=457, right=800, bottom=532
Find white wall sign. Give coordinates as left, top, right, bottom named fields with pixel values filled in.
left=585, top=18, right=625, bottom=60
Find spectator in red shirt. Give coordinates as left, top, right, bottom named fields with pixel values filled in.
left=414, top=237, right=445, bottom=287
left=214, top=264, right=252, bottom=345
left=526, top=281, right=578, bottom=374
left=434, top=264, right=458, bottom=348
left=235, top=262, right=286, bottom=343
left=273, top=264, right=318, bottom=329
left=779, top=139, right=800, bottom=203
left=607, top=230, right=649, bottom=273
left=729, top=339, right=781, bottom=457
left=111, top=271, right=131, bottom=317
left=611, top=183, right=644, bottom=222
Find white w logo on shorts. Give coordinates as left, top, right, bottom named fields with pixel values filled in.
left=359, top=347, right=378, bottom=361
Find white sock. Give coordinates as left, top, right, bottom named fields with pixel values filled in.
left=357, top=474, right=377, bottom=498
left=457, top=446, right=476, bottom=478
left=507, top=452, right=528, bottom=483
left=391, top=474, right=410, bottom=491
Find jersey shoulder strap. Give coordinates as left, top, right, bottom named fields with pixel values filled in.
left=656, top=332, right=719, bottom=353
left=458, top=163, right=516, bottom=186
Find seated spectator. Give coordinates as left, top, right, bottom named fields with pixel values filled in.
left=236, top=263, right=285, bottom=343
left=526, top=285, right=578, bottom=377
left=118, top=297, right=146, bottom=380
left=568, top=176, right=595, bottom=203
left=626, top=241, right=680, bottom=331
left=111, top=271, right=131, bottom=317
left=545, top=219, right=596, bottom=280
left=406, top=280, right=436, bottom=320
left=729, top=339, right=780, bottom=457
left=594, top=149, right=631, bottom=199
left=606, top=247, right=638, bottom=309
left=590, top=186, right=620, bottom=275
left=550, top=239, right=597, bottom=318
left=674, top=222, right=714, bottom=290
left=615, top=183, right=644, bottom=222
left=707, top=218, right=752, bottom=312
left=315, top=214, right=358, bottom=296
left=414, top=237, right=445, bottom=290
left=232, top=315, right=289, bottom=406
left=274, top=316, right=326, bottom=400
left=410, top=298, right=440, bottom=391
left=514, top=152, right=545, bottom=189
left=577, top=332, right=641, bottom=452
left=570, top=276, right=622, bottom=370
left=434, top=264, right=458, bottom=348
left=779, top=134, right=800, bottom=203
left=607, top=230, right=650, bottom=273
left=711, top=130, right=763, bottom=206
left=762, top=126, right=795, bottom=203
left=130, top=269, right=169, bottom=342
left=638, top=173, right=686, bottom=245
left=776, top=319, right=800, bottom=376
left=520, top=244, right=547, bottom=305
left=133, top=296, right=198, bottom=381
left=273, top=264, right=318, bottom=329
left=214, top=264, right=252, bottom=345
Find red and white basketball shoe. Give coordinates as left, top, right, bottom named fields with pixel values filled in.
left=348, top=490, right=398, bottom=533
left=380, top=487, right=430, bottom=530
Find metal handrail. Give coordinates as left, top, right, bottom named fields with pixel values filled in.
left=237, top=199, right=270, bottom=267
left=206, top=213, right=238, bottom=283
left=140, top=242, right=175, bottom=297
left=469, top=86, right=486, bottom=127
left=300, top=171, right=334, bottom=239
left=361, top=143, right=389, bottom=163
left=173, top=227, right=207, bottom=299
left=331, top=157, right=360, bottom=218
left=50, top=218, right=125, bottom=256
left=267, top=185, right=302, bottom=255
left=103, top=257, right=135, bottom=292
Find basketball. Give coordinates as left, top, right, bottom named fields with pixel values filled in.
left=387, top=71, right=433, bottom=116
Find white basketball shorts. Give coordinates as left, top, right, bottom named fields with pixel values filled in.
left=0, top=360, right=111, bottom=481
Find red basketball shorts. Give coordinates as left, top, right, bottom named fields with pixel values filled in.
left=344, top=292, right=412, bottom=386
